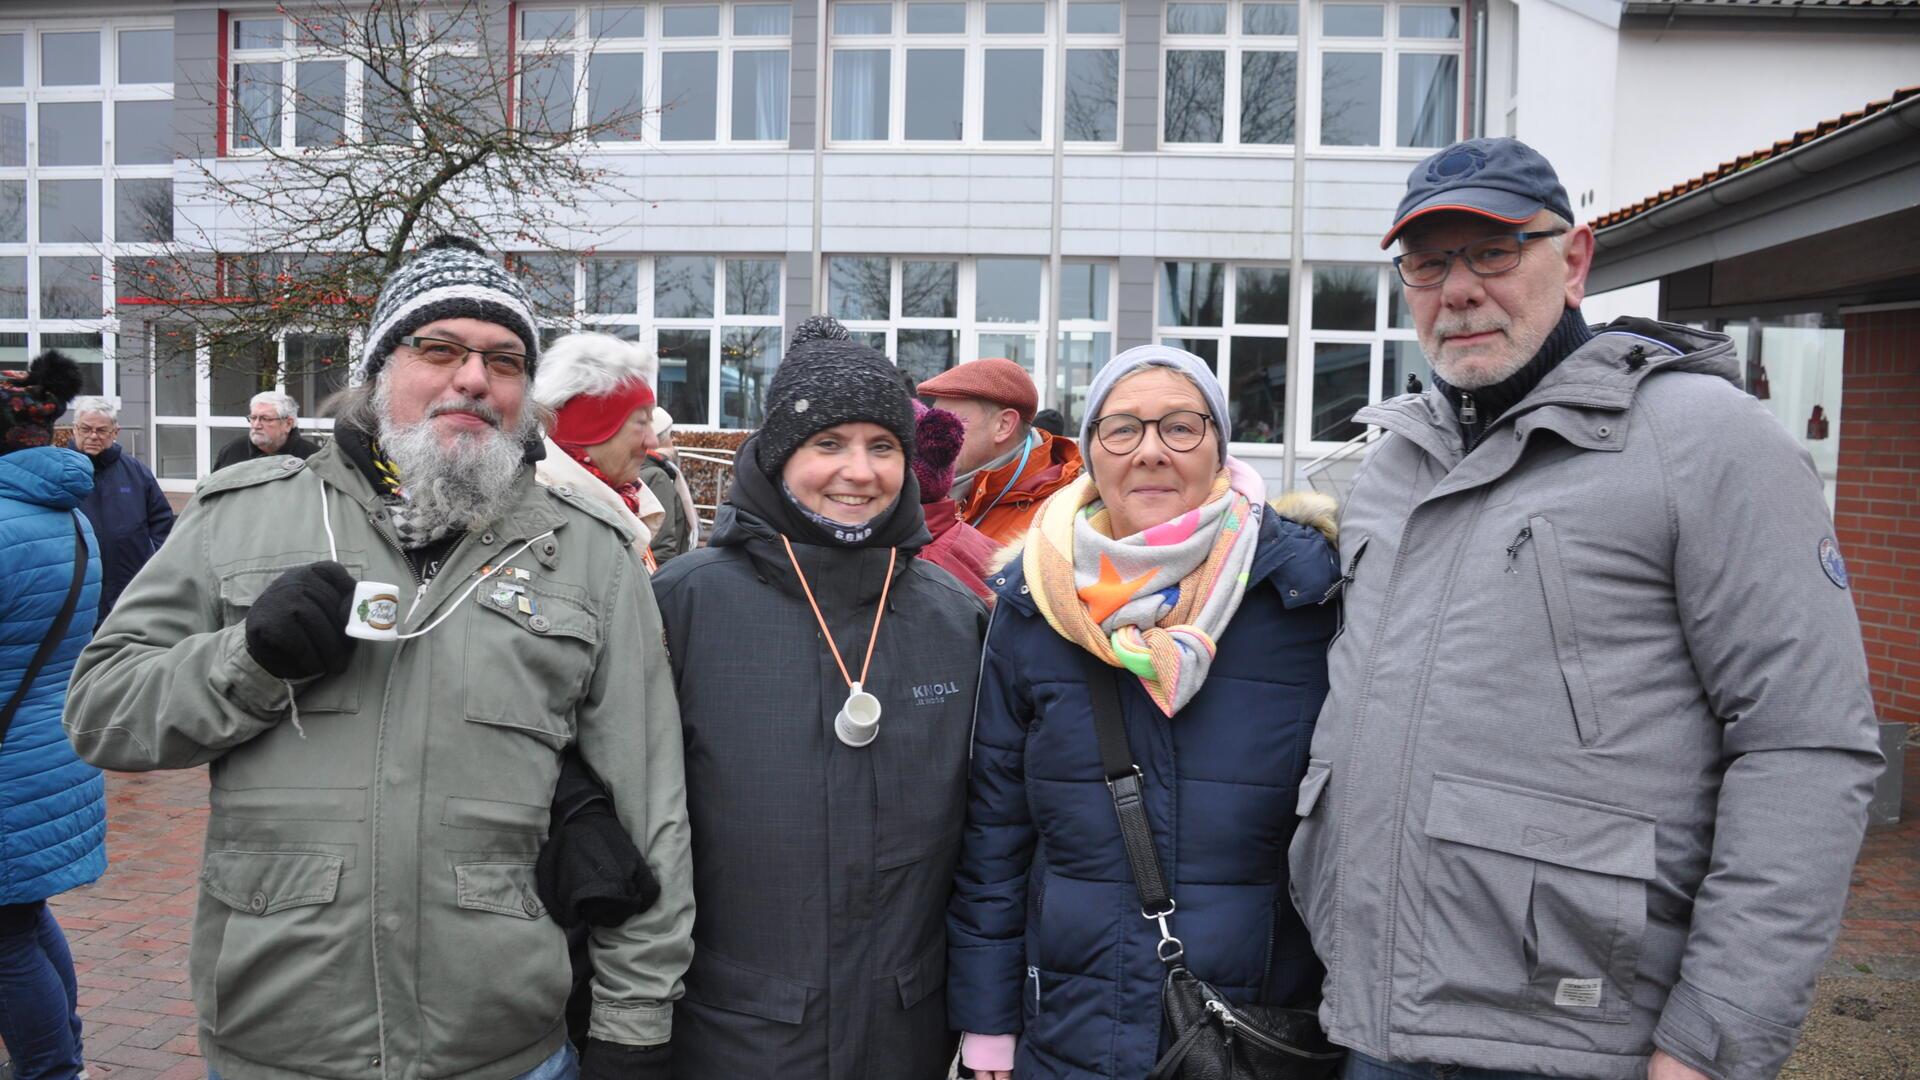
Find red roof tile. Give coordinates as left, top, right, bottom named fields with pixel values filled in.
left=1589, top=84, right=1920, bottom=232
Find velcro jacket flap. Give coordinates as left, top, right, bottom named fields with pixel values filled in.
left=1424, top=773, right=1657, bottom=880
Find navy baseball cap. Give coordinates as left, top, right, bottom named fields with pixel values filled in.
left=1380, top=137, right=1575, bottom=250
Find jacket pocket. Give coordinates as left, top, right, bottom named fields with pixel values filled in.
left=1287, top=759, right=1335, bottom=944
left=463, top=589, right=598, bottom=749
left=894, top=935, right=946, bottom=1009
left=683, top=945, right=812, bottom=1024
left=194, top=850, right=348, bottom=1057
left=1413, top=774, right=1655, bottom=1026
left=421, top=858, right=571, bottom=1056
left=1528, top=516, right=1602, bottom=747
left=454, top=861, right=548, bottom=919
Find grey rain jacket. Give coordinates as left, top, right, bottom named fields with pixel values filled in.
left=1288, top=319, right=1882, bottom=1080
left=65, top=445, right=694, bottom=1080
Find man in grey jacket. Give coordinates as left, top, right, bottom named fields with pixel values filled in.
left=1289, top=138, right=1882, bottom=1080
left=65, top=237, right=692, bottom=1080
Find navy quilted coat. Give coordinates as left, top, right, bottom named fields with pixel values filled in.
left=948, top=510, right=1339, bottom=1079
left=0, top=446, right=105, bottom=905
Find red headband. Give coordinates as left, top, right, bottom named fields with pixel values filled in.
left=550, top=379, right=656, bottom=447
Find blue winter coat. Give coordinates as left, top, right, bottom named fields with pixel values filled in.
left=76, top=442, right=174, bottom=620
left=948, top=510, right=1339, bottom=1080
left=0, top=446, right=106, bottom=905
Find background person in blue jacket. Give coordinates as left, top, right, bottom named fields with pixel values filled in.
left=70, top=397, right=174, bottom=622
left=947, top=345, right=1340, bottom=1080
left=0, top=351, right=106, bottom=1080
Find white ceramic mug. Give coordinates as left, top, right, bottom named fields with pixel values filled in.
left=835, top=683, right=882, bottom=748
left=345, top=580, right=404, bottom=641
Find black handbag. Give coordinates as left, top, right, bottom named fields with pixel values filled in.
left=0, top=515, right=88, bottom=750
left=1077, top=651, right=1345, bottom=1080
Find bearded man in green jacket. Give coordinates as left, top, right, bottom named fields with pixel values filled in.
left=65, top=237, right=692, bottom=1080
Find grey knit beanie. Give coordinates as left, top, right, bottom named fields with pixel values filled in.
left=755, top=335, right=916, bottom=473
left=355, top=236, right=540, bottom=386
left=1080, top=344, right=1230, bottom=464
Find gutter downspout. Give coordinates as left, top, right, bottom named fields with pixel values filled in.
left=1045, top=0, right=1068, bottom=408
left=1279, top=0, right=1314, bottom=491
left=811, top=0, right=828, bottom=308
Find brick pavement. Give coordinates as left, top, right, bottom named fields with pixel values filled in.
left=22, top=747, right=1919, bottom=1079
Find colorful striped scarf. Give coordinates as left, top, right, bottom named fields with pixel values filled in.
left=1023, top=457, right=1266, bottom=716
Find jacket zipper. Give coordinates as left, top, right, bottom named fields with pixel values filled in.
left=1504, top=526, right=1533, bottom=573
left=1028, top=965, right=1041, bottom=1011
left=1322, top=537, right=1370, bottom=604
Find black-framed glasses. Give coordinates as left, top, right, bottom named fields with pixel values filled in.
left=1393, top=230, right=1566, bottom=288
left=398, top=335, right=528, bottom=378
left=1089, top=410, right=1213, bottom=455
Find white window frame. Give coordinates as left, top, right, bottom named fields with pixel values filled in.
left=0, top=16, right=175, bottom=405
left=1296, top=262, right=1419, bottom=454
left=517, top=1, right=796, bottom=147
left=1158, top=0, right=1301, bottom=152
left=828, top=0, right=1109, bottom=149
left=823, top=254, right=1065, bottom=392
left=1151, top=259, right=1292, bottom=452
left=515, top=251, right=786, bottom=429
left=1053, top=258, right=1118, bottom=424
left=1308, top=0, right=1464, bottom=154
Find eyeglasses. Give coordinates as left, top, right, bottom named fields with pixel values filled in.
left=73, top=424, right=116, bottom=437
left=1393, top=230, right=1567, bottom=288
left=1089, top=410, right=1213, bottom=455
left=398, top=335, right=529, bottom=379
left=247, top=413, right=289, bottom=425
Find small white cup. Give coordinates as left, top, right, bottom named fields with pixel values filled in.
left=835, top=683, right=883, bottom=748
left=345, top=580, right=404, bottom=641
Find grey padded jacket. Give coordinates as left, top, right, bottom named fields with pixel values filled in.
left=1288, top=319, right=1882, bottom=1080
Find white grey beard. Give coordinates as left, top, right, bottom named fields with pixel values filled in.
left=374, top=382, right=531, bottom=535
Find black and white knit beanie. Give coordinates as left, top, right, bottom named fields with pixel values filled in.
left=354, top=236, right=540, bottom=385
left=755, top=335, right=916, bottom=473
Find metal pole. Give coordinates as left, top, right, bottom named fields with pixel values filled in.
left=1279, top=0, right=1313, bottom=492
left=811, top=0, right=828, bottom=309
left=1045, top=0, right=1069, bottom=409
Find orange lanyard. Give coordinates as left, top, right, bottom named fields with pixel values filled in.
left=780, top=535, right=895, bottom=692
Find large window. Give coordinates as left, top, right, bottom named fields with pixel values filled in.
left=1315, top=1, right=1461, bottom=148
left=146, top=323, right=347, bottom=486
left=824, top=255, right=1112, bottom=398
left=1154, top=260, right=1290, bottom=444
left=1, top=20, right=172, bottom=399
left=827, top=0, right=1121, bottom=146
left=1160, top=0, right=1461, bottom=150
left=1161, top=0, right=1298, bottom=147
left=512, top=252, right=785, bottom=428
left=518, top=2, right=793, bottom=143
left=1302, top=263, right=1420, bottom=443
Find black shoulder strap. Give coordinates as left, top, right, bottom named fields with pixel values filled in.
left=1077, top=649, right=1174, bottom=918
left=0, top=514, right=89, bottom=749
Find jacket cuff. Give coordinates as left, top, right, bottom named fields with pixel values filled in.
left=961, top=1033, right=1016, bottom=1071
left=589, top=1001, right=672, bottom=1047
left=209, top=626, right=297, bottom=718
left=1653, top=978, right=1800, bottom=1080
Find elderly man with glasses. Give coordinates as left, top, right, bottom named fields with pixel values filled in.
left=1287, top=138, right=1882, bottom=1080
left=213, top=389, right=321, bottom=471
left=66, top=236, right=692, bottom=1080
left=69, top=396, right=174, bottom=620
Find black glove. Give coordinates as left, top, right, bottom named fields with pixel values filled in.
left=579, top=1038, right=670, bottom=1080
left=537, top=751, right=662, bottom=929
left=243, top=561, right=359, bottom=680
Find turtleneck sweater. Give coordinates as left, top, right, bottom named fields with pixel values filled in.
left=1432, top=306, right=1594, bottom=451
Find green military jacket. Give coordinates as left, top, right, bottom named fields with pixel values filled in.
left=65, top=443, right=693, bottom=1080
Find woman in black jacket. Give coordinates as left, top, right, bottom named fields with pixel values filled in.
left=650, top=321, right=987, bottom=1079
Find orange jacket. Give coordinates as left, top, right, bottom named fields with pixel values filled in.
left=953, top=430, right=1083, bottom=545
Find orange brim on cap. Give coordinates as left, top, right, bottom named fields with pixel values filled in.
left=1380, top=200, right=1542, bottom=249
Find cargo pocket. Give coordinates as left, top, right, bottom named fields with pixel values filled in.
left=1286, top=760, right=1336, bottom=948
left=1413, top=774, right=1654, bottom=1027
left=683, top=946, right=811, bottom=1024
left=464, top=588, right=598, bottom=748
left=429, top=860, right=571, bottom=1054
left=1528, top=516, right=1602, bottom=747
left=196, top=850, right=346, bottom=1057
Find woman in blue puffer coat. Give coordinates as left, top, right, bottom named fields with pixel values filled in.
left=947, top=346, right=1339, bottom=1080
left=0, top=351, right=105, bottom=1080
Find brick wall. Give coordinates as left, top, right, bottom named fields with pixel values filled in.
left=1835, top=307, right=1920, bottom=725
